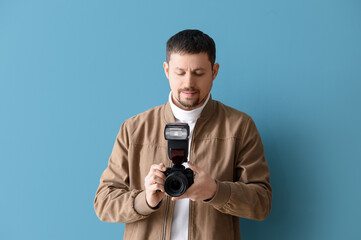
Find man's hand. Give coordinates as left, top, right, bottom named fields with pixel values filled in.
left=144, top=163, right=167, bottom=208
left=171, top=162, right=217, bottom=201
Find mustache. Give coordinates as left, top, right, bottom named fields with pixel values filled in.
left=179, top=87, right=199, bottom=92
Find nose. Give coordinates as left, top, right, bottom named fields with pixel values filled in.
left=184, top=72, right=195, bottom=88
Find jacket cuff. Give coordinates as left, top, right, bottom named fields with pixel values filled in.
left=134, top=191, right=162, bottom=216
left=204, top=180, right=231, bottom=207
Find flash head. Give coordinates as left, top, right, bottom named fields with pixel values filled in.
left=164, top=123, right=189, bottom=140
left=164, top=123, right=189, bottom=164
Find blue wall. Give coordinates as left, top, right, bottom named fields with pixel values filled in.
left=1, top=0, right=360, bottom=239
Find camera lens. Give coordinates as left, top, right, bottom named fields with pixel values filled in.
left=170, top=180, right=181, bottom=191
left=164, top=171, right=189, bottom=197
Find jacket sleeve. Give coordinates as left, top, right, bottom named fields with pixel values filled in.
left=206, top=117, right=272, bottom=221
left=94, top=121, right=160, bottom=223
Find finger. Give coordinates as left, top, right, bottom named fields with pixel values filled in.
left=146, top=170, right=166, bottom=181
left=151, top=163, right=167, bottom=172
left=150, top=183, right=165, bottom=192
left=151, top=170, right=167, bottom=180
left=147, top=175, right=166, bottom=185
left=149, top=173, right=165, bottom=184
left=171, top=195, right=185, bottom=201
left=170, top=189, right=189, bottom=200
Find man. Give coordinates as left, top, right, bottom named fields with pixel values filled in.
left=94, top=29, right=272, bottom=240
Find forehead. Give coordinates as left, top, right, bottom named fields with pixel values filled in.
left=168, top=52, right=212, bottom=69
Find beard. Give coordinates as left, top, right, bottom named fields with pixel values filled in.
left=175, top=87, right=203, bottom=109
left=176, top=97, right=200, bottom=108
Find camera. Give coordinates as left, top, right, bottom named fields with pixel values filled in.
left=163, top=123, right=194, bottom=197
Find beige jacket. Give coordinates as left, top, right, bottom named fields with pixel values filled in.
left=94, top=98, right=272, bottom=240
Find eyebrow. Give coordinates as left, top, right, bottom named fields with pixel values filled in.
left=175, top=67, right=205, bottom=71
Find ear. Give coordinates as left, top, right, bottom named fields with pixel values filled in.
left=212, top=63, right=219, bottom=81
left=163, top=61, right=169, bottom=79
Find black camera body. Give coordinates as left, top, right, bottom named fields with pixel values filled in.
left=164, top=164, right=194, bottom=197
left=163, top=123, right=194, bottom=197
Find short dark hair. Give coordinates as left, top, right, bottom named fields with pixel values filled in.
left=166, top=29, right=216, bottom=65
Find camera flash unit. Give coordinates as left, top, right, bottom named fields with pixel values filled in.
left=165, top=125, right=189, bottom=140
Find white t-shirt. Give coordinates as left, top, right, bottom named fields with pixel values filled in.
left=168, top=92, right=210, bottom=240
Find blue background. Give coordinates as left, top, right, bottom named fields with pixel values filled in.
left=1, top=0, right=360, bottom=239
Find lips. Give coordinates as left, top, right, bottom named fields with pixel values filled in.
left=181, top=91, right=197, bottom=97
left=180, top=88, right=199, bottom=97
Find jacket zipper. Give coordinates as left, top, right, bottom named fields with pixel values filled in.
left=162, top=195, right=170, bottom=240
left=187, top=123, right=196, bottom=240
left=162, top=159, right=172, bottom=240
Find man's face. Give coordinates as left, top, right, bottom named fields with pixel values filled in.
left=163, top=52, right=219, bottom=111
